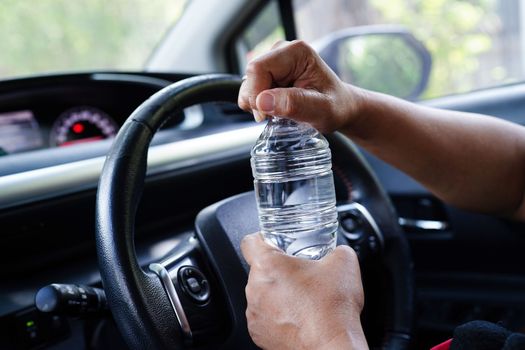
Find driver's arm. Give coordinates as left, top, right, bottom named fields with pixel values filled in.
left=238, top=40, right=525, bottom=221
left=240, top=233, right=368, bottom=350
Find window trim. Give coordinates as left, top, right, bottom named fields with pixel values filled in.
left=278, top=0, right=297, bottom=41
left=225, top=0, right=297, bottom=74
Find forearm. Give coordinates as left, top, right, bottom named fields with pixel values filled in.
left=343, top=86, right=525, bottom=219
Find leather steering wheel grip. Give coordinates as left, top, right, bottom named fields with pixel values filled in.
left=328, top=134, right=414, bottom=348
left=96, top=74, right=242, bottom=350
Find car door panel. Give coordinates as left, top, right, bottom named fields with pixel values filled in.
left=363, top=83, right=525, bottom=347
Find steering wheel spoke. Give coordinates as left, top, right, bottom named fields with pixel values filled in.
left=149, top=233, right=231, bottom=347
left=337, top=202, right=384, bottom=260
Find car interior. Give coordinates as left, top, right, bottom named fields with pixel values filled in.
left=1, top=0, right=524, bottom=349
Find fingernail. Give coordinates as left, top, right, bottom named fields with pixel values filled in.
left=253, top=109, right=265, bottom=123
left=258, top=92, right=275, bottom=113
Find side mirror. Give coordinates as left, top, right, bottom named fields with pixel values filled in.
left=313, top=25, right=432, bottom=100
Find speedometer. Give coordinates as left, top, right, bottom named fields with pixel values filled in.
left=50, top=107, right=118, bottom=147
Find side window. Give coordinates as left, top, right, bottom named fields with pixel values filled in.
left=293, top=0, right=521, bottom=100
left=235, top=1, right=286, bottom=72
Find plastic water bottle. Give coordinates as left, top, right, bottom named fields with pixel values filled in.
left=251, top=116, right=338, bottom=260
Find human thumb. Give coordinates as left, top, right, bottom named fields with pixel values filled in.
left=256, top=87, right=331, bottom=125
left=241, top=232, right=283, bottom=267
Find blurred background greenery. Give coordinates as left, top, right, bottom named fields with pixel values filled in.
left=294, top=0, right=519, bottom=99
left=0, top=0, right=187, bottom=79
left=338, top=35, right=424, bottom=98
left=370, top=0, right=498, bottom=99
left=0, top=0, right=521, bottom=100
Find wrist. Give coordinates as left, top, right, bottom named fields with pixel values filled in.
left=315, top=311, right=368, bottom=350
left=319, top=326, right=369, bottom=350
left=339, top=83, right=369, bottom=134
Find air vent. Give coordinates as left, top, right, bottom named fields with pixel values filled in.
left=392, top=195, right=450, bottom=234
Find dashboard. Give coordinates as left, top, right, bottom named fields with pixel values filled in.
left=0, top=73, right=252, bottom=177
left=0, top=73, right=189, bottom=157
left=0, top=107, right=119, bottom=154
left=0, top=71, right=259, bottom=350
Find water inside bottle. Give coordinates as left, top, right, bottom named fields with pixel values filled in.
left=251, top=117, right=338, bottom=259
left=255, top=172, right=338, bottom=259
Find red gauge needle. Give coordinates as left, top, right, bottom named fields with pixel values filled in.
left=59, top=136, right=104, bottom=147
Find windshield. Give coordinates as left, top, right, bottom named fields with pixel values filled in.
left=0, top=0, right=187, bottom=80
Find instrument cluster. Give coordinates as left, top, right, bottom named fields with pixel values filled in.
left=0, top=106, right=119, bottom=155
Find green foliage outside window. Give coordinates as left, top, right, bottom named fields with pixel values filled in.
left=370, top=0, right=497, bottom=98
left=0, top=0, right=187, bottom=79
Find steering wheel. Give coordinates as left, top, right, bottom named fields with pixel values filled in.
left=95, top=74, right=414, bottom=349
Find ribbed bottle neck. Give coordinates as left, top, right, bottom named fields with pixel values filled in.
left=251, top=116, right=333, bottom=181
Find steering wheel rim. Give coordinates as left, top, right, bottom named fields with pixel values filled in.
left=328, top=133, right=414, bottom=347
left=95, top=74, right=414, bottom=349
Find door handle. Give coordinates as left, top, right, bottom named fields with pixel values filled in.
left=398, top=217, right=449, bottom=231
